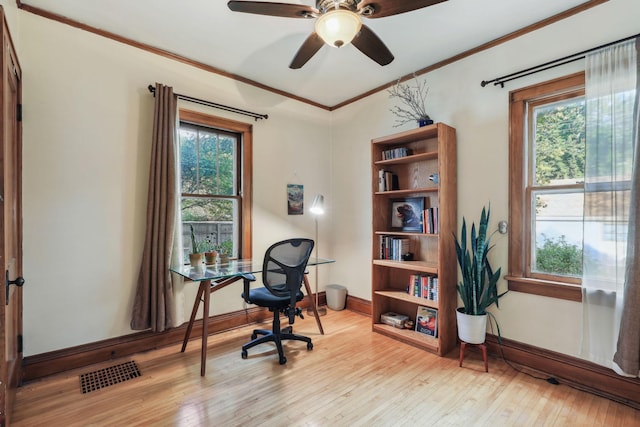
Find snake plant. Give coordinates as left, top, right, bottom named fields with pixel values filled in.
left=189, top=224, right=207, bottom=254
left=454, top=206, right=506, bottom=315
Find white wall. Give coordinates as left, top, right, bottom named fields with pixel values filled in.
left=330, top=0, right=640, bottom=358
left=19, top=12, right=332, bottom=356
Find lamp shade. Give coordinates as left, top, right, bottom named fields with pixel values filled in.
left=315, top=9, right=361, bottom=48
left=310, top=194, right=325, bottom=215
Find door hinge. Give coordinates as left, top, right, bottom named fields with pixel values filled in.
left=17, top=103, right=22, bottom=122
left=17, top=334, right=22, bottom=353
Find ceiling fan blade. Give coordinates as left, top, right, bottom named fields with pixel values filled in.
left=227, top=1, right=318, bottom=18
left=358, top=0, right=447, bottom=18
left=289, top=32, right=324, bottom=69
left=351, top=24, right=394, bottom=66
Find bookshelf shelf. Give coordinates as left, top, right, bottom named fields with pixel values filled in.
left=374, top=231, right=439, bottom=237
left=372, top=323, right=439, bottom=351
left=375, top=290, right=439, bottom=309
left=371, top=123, right=457, bottom=356
left=374, top=151, right=439, bottom=166
left=371, top=124, right=442, bottom=145
left=373, top=259, right=438, bottom=274
left=374, top=187, right=438, bottom=196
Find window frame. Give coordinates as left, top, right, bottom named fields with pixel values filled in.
left=507, top=72, right=585, bottom=302
left=178, top=109, right=253, bottom=259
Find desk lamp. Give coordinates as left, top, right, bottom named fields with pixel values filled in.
left=308, top=194, right=327, bottom=316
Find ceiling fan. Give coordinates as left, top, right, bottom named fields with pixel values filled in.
left=227, top=0, right=447, bottom=69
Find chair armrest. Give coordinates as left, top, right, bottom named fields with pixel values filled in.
left=240, top=273, right=256, bottom=303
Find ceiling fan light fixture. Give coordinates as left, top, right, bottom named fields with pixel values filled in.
left=315, top=9, right=361, bottom=48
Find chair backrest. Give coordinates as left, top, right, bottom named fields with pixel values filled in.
left=262, top=238, right=314, bottom=309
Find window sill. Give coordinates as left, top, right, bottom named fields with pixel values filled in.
left=505, top=276, right=582, bottom=302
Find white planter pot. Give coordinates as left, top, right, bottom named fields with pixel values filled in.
left=456, top=308, right=487, bottom=344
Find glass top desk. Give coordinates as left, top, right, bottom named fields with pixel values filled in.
left=171, top=257, right=335, bottom=376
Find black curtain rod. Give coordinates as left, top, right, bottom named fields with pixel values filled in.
left=147, top=85, right=268, bottom=121
left=480, top=32, right=640, bottom=88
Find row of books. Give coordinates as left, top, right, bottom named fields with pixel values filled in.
left=377, top=169, right=399, bottom=192
left=416, top=306, right=438, bottom=337
left=423, top=207, right=439, bottom=234
left=408, top=274, right=439, bottom=302
left=381, top=147, right=412, bottom=160
left=379, top=235, right=409, bottom=261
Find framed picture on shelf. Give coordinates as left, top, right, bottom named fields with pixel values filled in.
left=390, top=197, right=425, bottom=232
left=416, top=306, right=438, bottom=337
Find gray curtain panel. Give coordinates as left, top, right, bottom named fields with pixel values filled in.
left=613, top=38, right=640, bottom=378
left=131, top=83, right=178, bottom=331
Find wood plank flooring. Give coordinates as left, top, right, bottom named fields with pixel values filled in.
left=12, top=310, right=640, bottom=426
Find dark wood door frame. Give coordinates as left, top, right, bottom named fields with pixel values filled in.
left=0, top=6, right=23, bottom=426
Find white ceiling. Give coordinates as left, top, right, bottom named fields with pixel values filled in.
left=21, top=0, right=592, bottom=108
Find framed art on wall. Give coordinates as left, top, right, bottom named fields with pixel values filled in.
left=287, top=184, right=304, bottom=215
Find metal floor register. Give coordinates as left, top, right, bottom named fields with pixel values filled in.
left=80, top=360, right=141, bottom=394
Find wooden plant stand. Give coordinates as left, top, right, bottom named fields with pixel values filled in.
left=459, top=341, right=488, bottom=372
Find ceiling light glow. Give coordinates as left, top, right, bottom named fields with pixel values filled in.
left=315, top=9, right=362, bottom=48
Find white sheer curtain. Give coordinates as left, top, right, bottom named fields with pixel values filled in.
left=172, top=133, right=186, bottom=327
left=581, top=39, right=638, bottom=373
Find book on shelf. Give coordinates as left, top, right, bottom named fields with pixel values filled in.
left=407, top=274, right=438, bottom=302
left=379, top=235, right=410, bottom=261
left=415, top=306, right=438, bottom=337
left=422, top=207, right=439, bottom=234
left=381, top=147, right=412, bottom=161
left=378, top=169, right=399, bottom=192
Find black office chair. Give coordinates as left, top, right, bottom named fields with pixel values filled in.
left=241, top=238, right=315, bottom=365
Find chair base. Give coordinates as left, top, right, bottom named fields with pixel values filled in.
left=241, top=311, right=313, bottom=365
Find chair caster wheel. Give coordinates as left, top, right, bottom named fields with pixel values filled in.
left=279, top=357, right=287, bottom=365
left=241, top=349, right=248, bottom=359
left=251, top=333, right=257, bottom=340
left=307, top=342, right=313, bottom=350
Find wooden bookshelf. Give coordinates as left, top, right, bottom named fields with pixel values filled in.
left=371, top=123, right=457, bottom=356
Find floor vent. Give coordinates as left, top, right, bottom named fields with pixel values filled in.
left=80, top=360, right=141, bottom=394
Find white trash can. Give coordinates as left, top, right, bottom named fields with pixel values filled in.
left=326, top=284, right=347, bottom=311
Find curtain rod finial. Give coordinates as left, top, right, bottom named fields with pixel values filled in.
left=148, top=84, right=155, bottom=93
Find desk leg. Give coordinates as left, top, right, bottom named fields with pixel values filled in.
left=181, top=282, right=205, bottom=353
left=182, top=277, right=241, bottom=376
left=200, top=279, right=212, bottom=376
left=303, top=274, right=324, bottom=335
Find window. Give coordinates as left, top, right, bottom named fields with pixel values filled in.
left=508, top=73, right=585, bottom=301
left=178, top=110, right=252, bottom=262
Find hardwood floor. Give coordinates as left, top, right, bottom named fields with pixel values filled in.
left=12, top=310, right=640, bottom=426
